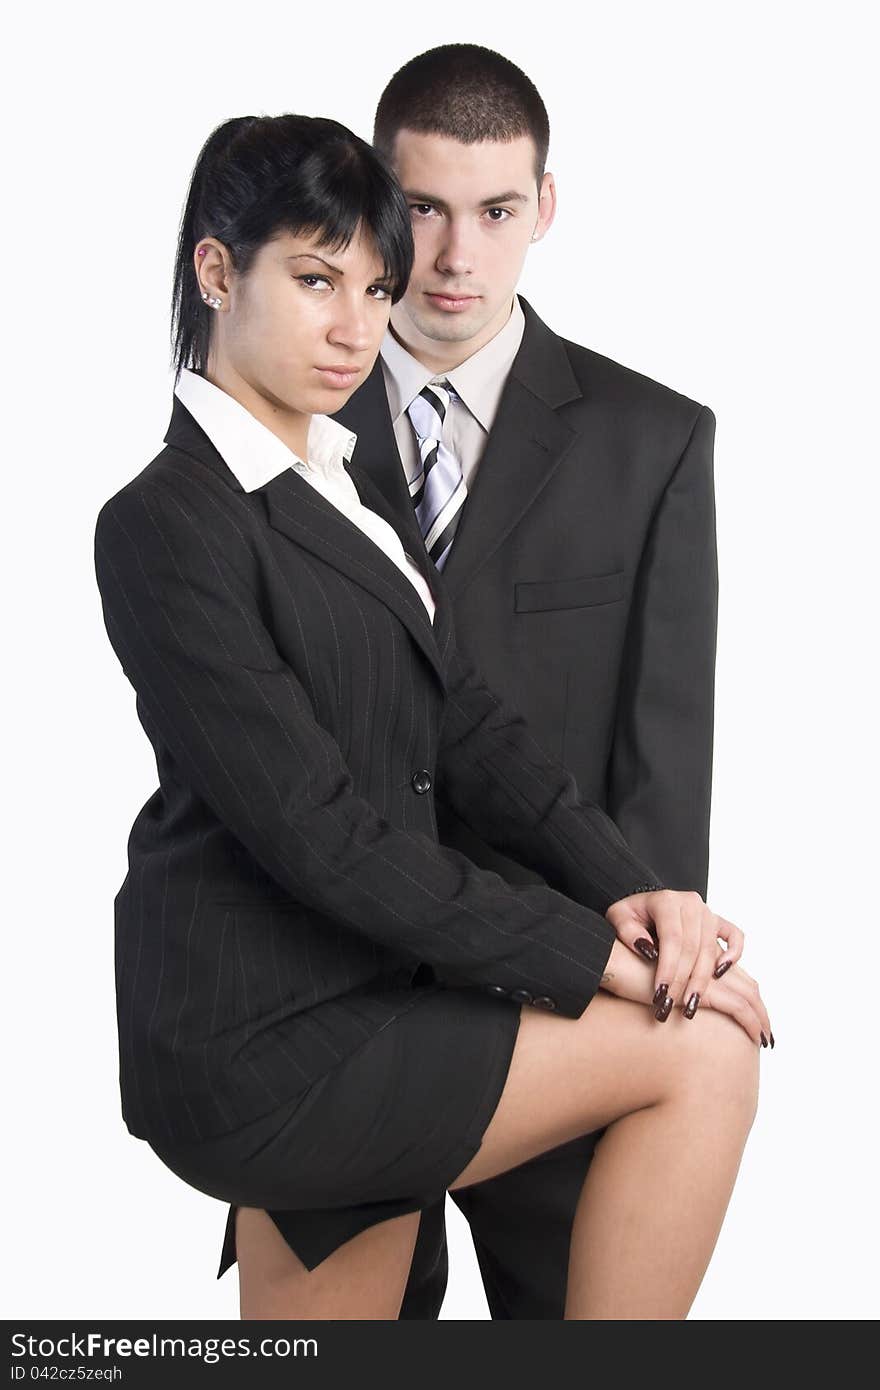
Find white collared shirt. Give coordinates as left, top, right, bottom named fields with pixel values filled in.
left=174, top=369, right=436, bottom=623
left=380, top=294, right=526, bottom=493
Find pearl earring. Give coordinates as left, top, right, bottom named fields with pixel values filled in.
left=201, top=292, right=223, bottom=309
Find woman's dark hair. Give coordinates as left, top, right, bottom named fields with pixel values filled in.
left=373, top=45, right=550, bottom=186
left=171, top=114, right=414, bottom=377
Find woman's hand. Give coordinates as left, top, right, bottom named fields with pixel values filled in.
left=598, top=939, right=774, bottom=1047
left=597, top=938, right=663, bottom=1008
left=605, top=889, right=745, bottom=1025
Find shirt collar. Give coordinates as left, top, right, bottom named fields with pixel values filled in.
left=174, top=367, right=358, bottom=492
left=380, top=294, right=526, bottom=433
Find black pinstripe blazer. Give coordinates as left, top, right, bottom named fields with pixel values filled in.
left=94, top=397, right=663, bottom=1147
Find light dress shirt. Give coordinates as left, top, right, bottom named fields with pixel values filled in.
left=380, top=294, right=526, bottom=493
left=174, top=368, right=436, bottom=624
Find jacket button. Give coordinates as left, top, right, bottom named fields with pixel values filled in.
left=485, top=984, right=508, bottom=998
left=411, top=769, right=432, bottom=794
left=509, top=988, right=534, bottom=1005
left=532, top=996, right=557, bottom=1011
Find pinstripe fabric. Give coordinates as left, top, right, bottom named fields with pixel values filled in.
left=94, top=397, right=663, bottom=1148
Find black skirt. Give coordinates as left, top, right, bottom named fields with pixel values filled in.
left=146, top=976, right=522, bottom=1274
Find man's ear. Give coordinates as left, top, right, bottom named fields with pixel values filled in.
left=532, top=172, right=557, bottom=243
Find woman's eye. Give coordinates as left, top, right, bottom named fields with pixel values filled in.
left=297, top=274, right=332, bottom=290
left=485, top=208, right=511, bottom=222
left=367, top=285, right=392, bottom=300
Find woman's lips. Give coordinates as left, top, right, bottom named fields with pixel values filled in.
left=425, top=292, right=480, bottom=313
left=315, top=366, right=362, bottom=388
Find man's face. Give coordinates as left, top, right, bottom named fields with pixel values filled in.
left=389, top=130, right=555, bottom=357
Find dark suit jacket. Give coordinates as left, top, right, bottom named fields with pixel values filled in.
left=94, top=396, right=663, bottom=1149
left=334, top=296, right=718, bottom=896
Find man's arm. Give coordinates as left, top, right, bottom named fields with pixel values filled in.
left=605, top=404, right=719, bottom=894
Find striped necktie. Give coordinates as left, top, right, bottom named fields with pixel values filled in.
left=405, top=380, right=467, bottom=571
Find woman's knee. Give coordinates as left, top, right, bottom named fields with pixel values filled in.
left=670, top=1006, right=761, bottom=1123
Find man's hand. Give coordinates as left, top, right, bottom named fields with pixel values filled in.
left=605, top=889, right=748, bottom=1027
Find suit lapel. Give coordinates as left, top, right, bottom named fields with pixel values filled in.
left=438, top=378, right=574, bottom=600
left=344, top=456, right=454, bottom=671
left=440, top=298, right=584, bottom=599
left=335, top=298, right=586, bottom=603
left=334, top=365, right=455, bottom=668
left=164, top=396, right=449, bottom=691
left=262, top=467, right=451, bottom=688
left=334, top=366, right=427, bottom=557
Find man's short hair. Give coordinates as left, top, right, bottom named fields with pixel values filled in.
left=373, top=44, right=550, bottom=184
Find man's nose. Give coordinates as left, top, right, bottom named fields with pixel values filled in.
left=435, top=219, right=473, bottom=277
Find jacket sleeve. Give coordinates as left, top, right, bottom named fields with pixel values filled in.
left=94, top=476, right=619, bottom=1019
left=434, top=643, right=665, bottom=917
left=605, top=404, right=719, bottom=895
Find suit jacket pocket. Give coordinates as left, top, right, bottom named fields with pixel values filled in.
left=514, top=570, right=625, bottom=613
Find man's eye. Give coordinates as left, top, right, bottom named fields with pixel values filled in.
left=486, top=208, right=511, bottom=222
left=410, top=204, right=436, bottom=217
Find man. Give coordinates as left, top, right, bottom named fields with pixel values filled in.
left=217, top=43, right=718, bottom=1318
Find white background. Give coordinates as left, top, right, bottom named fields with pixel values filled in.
left=4, top=0, right=877, bottom=1320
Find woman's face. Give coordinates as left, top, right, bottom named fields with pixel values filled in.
left=198, top=224, right=395, bottom=428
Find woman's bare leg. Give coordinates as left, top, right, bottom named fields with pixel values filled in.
left=449, top=992, right=760, bottom=1319
left=237, top=989, right=759, bottom=1319
left=235, top=1205, right=421, bottom=1320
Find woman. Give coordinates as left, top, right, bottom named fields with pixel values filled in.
left=94, top=114, right=770, bottom=1320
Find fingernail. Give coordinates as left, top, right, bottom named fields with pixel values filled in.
left=653, top=983, right=669, bottom=1007
left=760, top=1031, right=768, bottom=1048
left=634, top=937, right=659, bottom=961
left=684, top=992, right=700, bottom=1019
left=770, top=1032, right=775, bottom=1049
left=713, top=959, right=732, bottom=980
left=655, top=995, right=674, bottom=1022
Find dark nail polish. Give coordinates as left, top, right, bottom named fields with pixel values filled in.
left=760, top=1031, right=768, bottom=1048
left=713, top=959, right=732, bottom=980
left=655, top=995, right=674, bottom=1022
left=653, top=983, right=669, bottom=1007
left=769, top=1032, right=775, bottom=1049
left=634, top=937, right=659, bottom=961
left=684, top=992, right=700, bottom=1019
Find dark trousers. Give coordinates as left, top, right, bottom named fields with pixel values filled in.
left=399, top=1128, right=607, bottom=1319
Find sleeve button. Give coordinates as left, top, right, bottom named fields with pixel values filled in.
left=485, top=984, right=508, bottom=998
left=509, top=988, right=534, bottom=1004
left=411, top=769, right=432, bottom=794
left=532, top=996, right=557, bottom=1011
